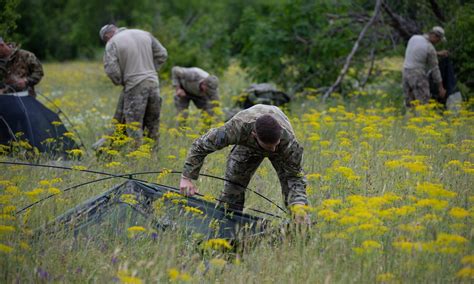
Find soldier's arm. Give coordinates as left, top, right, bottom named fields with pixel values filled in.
left=26, top=52, right=44, bottom=86
left=427, top=46, right=442, bottom=84
left=151, top=36, right=168, bottom=70
left=171, top=66, right=183, bottom=88
left=182, top=119, right=242, bottom=180
left=103, top=43, right=122, bottom=86
left=281, top=141, right=309, bottom=207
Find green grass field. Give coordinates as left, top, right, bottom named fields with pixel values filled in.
left=1, top=61, right=473, bottom=283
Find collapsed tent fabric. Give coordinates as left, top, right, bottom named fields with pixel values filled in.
left=0, top=94, right=77, bottom=155
left=40, top=180, right=269, bottom=241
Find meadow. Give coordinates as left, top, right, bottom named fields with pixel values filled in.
left=0, top=61, right=473, bottom=283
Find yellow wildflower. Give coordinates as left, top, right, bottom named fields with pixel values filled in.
left=416, top=182, right=456, bottom=199
left=120, top=194, right=138, bottom=205
left=456, top=267, right=474, bottom=279
left=0, top=243, right=13, bottom=253
left=6, top=186, right=20, bottom=195
left=202, top=238, right=232, bottom=250
left=105, top=161, right=122, bottom=168
left=168, top=268, right=191, bottom=282
left=127, top=226, right=146, bottom=232
left=321, top=199, right=342, bottom=208
left=376, top=273, right=396, bottom=283
left=415, top=199, right=448, bottom=211
left=117, top=270, right=143, bottom=284
left=461, top=255, right=474, bottom=265
left=0, top=225, right=15, bottom=234
left=449, top=207, right=469, bottom=218
left=184, top=206, right=204, bottom=215
left=318, top=209, right=339, bottom=221
left=72, top=165, right=87, bottom=170
left=306, top=173, right=321, bottom=180
left=25, top=188, right=44, bottom=197
left=67, top=148, right=85, bottom=157
left=48, top=187, right=61, bottom=195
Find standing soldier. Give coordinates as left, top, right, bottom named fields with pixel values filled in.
left=171, top=66, right=219, bottom=124
left=403, top=26, right=447, bottom=108
left=179, top=104, right=309, bottom=223
left=98, top=24, right=168, bottom=144
left=0, top=37, right=44, bottom=97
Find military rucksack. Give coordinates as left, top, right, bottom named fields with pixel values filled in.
left=238, top=83, right=291, bottom=109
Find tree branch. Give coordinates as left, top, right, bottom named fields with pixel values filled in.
left=322, top=0, right=382, bottom=102
left=428, top=0, right=446, bottom=22
left=381, top=1, right=421, bottom=41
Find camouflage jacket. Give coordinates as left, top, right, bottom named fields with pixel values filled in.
left=171, top=66, right=218, bottom=100
left=0, top=45, right=44, bottom=96
left=183, top=104, right=307, bottom=206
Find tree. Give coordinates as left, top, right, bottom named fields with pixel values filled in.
left=0, top=0, right=21, bottom=37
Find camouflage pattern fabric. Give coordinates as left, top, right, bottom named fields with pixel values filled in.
left=0, top=46, right=43, bottom=97
left=113, top=80, right=162, bottom=142
left=403, top=68, right=431, bottom=107
left=174, top=91, right=219, bottom=120
left=182, top=104, right=308, bottom=209
left=171, top=66, right=219, bottom=119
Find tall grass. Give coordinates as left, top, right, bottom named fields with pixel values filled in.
left=0, top=61, right=473, bottom=283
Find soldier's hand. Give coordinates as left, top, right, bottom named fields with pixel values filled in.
left=180, top=176, right=198, bottom=196
left=16, top=78, right=27, bottom=89
left=176, top=88, right=186, bottom=98
left=439, top=86, right=447, bottom=98
left=438, top=50, right=449, bottom=57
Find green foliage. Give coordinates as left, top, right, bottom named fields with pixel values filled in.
left=0, top=0, right=21, bottom=36
left=446, top=4, right=474, bottom=89
left=6, top=0, right=474, bottom=93
left=232, top=0, right=393, bottom=91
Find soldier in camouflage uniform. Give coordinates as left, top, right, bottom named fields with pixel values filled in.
left=171, top=66, right=219, bottom=123
left=99, top=24, right=167, bottom=143
left=179, top=104, right=308, bottom=218
left=403, top=26, right=447, bottom=107
left=0, top=37, right=44, bottom=97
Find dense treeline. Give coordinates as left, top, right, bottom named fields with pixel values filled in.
left=1, top=0, right=473, bottom=91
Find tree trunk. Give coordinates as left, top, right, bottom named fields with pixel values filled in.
left=322, top=0, right=382, bottom=101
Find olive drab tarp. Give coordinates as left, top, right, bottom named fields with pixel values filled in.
left=40, top=180, right=269, bottom=241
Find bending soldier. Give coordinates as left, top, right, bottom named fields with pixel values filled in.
left=171, top=66, right=219, bottom=124
left=403, top=26, right=447, bottom=108
left=179, top=104, right=309, bottom=223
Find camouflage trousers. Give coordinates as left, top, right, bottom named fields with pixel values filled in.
left=174, top=92, right=219, bottom=121
left=113, top=80, right=162, bottom=142
left=219, top=145, right=307, bottom=211
left=403, top=68, right=431, bottom=107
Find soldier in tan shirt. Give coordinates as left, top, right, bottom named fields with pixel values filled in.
left=99, top=24, right=167, bottom=143
left=403, top=26, right=447, bottom=107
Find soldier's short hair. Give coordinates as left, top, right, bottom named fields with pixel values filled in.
left=203, top=75, right=219, bottom=90
left=255, top=114, right=282, bottom=144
